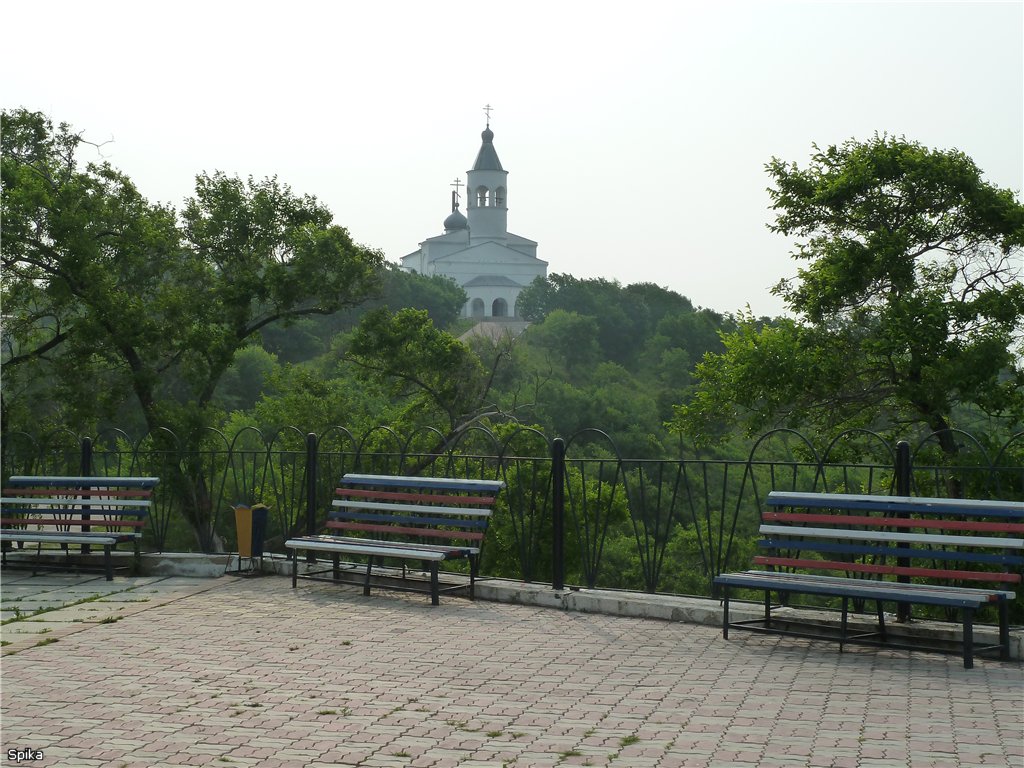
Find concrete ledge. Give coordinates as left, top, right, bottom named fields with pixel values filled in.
left=6, top=550, right=1021, bottom=662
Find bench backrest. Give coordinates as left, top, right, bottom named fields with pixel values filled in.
left=759, top=491, right=1024, bottom=588
left=1, top=476, right=159, bottom=536
left=326, top=473, right=505, bottom=552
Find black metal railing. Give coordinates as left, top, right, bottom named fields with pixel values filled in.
left=2, top=426, right=1021, bottom=600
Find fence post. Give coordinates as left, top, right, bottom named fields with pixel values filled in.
left=305, top=432, right=318, bottom=564
left=895, top=440, right=911, bottom=621
left=80, top=436, right=93, bottom=554
left=551, top=437, right=565, bottom=591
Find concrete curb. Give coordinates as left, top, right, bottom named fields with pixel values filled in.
left=5, top=550, right=1022, bottom=662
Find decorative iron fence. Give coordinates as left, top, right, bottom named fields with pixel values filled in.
left=2, top=426, right=1021, bottom=599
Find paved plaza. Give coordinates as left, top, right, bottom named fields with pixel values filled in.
left=1, top=572, right=1022, bottom=767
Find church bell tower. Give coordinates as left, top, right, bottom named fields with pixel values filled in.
left=466, top=105, right=509, bottom=244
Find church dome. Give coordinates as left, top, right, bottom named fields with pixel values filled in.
left=443, top=207, right=468, bottom=231
left=481, top=127, right=494, bottom=143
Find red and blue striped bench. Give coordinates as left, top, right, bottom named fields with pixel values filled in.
left=285, top=473, right=505, bottom=605
left=1, top=476, right=159, bottom=580
left=714, top=491, right=1024, bottom=668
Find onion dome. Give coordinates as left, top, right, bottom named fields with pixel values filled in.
left=443, top=207, right=468, bottom=231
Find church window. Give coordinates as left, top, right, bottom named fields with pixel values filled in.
left=471, top=298, right=485, bottom=318
left=475, top=186, right=490, bottom=207
left=495, top=186, right=506, bottom=206
left=492, top=298, right=508, bottom=318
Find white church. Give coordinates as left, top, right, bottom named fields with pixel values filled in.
left=400, top=118, right=547, bottom=320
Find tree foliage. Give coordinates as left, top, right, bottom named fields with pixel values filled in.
left=673, top=135, right=1024, bottom=450
left=2, top=109, right=385, bottom=547
left=345, top=308, right=508, bottom=437
left=2, top=109, right=384, bottom=438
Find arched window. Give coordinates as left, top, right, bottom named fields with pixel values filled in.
left=492, top=298, right=508, bottom=318
left=494, top=186, right=506, bottom=207
left=471, top=298, right=485, bottom=318
left=475, top=186, right=490, bottom=207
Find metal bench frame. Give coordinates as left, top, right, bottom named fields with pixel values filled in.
left=714, top=492, right=1024, bottom=668
left=1, top=476, right=158, bottom=581
left=285, top=473, right=505, bottom=605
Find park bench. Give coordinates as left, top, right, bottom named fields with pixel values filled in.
left=714, top=491, right=1024, bottom=668
left=285, top=473, right=505, bottom=605
left=1, top=476, right=159, bottom=581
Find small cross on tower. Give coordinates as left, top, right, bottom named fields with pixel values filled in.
left=450, top=178, right=463, bottom=212
left=483, top=103, right=493, bottom=127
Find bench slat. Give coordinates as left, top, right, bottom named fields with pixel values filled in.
left=285, top=536, right=469, bottom=561
left=326, top=521, right=484, bottom=542
left=729, top=569, right=1016, bottom=599
left=2, top=487, right=154, bottom=499
left=759, top=524, right=1024, bottom=550
left=0, top=532, right=123, bottom=544
left=332, top=499, right=492, bottom=518
left=328, top=509, right=489, bottom=529
left=337, top=488, right=498, bottom=507
left=753, top=556, right=1023, bottom=584
left=0, top=520, right=146, bottom=532
left=6, top=476, right=160, bottom=488
left=763, top=511, right=1024, bottom=535
left=342, top=473, right=504, bottom=493
left=1, top=498, right=152, bottom=509
left=767, top=491, right=1024, bottom=518
left=759, top=537, right=1024, bottom=567
left=714, top=571, right=996, bottom=608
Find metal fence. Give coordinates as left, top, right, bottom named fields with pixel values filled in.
left=2, top=426, right=1022, bottom=598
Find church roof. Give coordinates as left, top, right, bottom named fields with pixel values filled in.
left=462, top=274, right=524, bottom=288
left=472, top=127, right=504, bottom=171
left=431, top=240, right=547, bottom=266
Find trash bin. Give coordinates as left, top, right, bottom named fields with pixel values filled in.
left=230, top=503, right=269, bottom=574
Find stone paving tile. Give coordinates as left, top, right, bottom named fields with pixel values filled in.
left=0, top=576, right=1022, bottom=767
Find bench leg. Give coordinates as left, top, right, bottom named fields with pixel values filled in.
left=363, top=558, right=374, bottom=596
left=962, top=608, right=974, bottom=669
left=722, top=588, right=730, bottom=640
left=429, top=563, right=439, bottom=606
left=876, top=600, right=887, bottom=642
left=998, top=599, right=1010, bottom=661
left=332, top=553, right=340, bottom=581
left=764, top=589, right=772, bottom=628
left=103, top=545, right=113, bottom=581
left=839, top=597, right=849, bottom=653
left=291, top=550, right=298, bottom=588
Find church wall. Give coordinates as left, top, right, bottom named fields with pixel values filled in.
left=463, top=285, right=522, bottom=318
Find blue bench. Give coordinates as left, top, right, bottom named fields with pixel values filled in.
left=1, top=476, right=159, bottom=580
left=714, top=491, right=1024, bottom=668
left=285, top=473, right=505, bottom=605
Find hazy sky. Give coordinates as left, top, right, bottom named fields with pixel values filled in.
left=3, top=1, right=1022, bottom=317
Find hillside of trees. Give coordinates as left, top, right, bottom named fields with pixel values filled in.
left=5, top=110, right=1022, bottom=464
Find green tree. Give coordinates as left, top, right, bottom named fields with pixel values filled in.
left=673, top=135, right=1024, bottom=453
left=525, top=310, right=601, bottom=377
left=2, top=109, right=384, bottom=545
left=345, top=308, right=509, bottom=439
